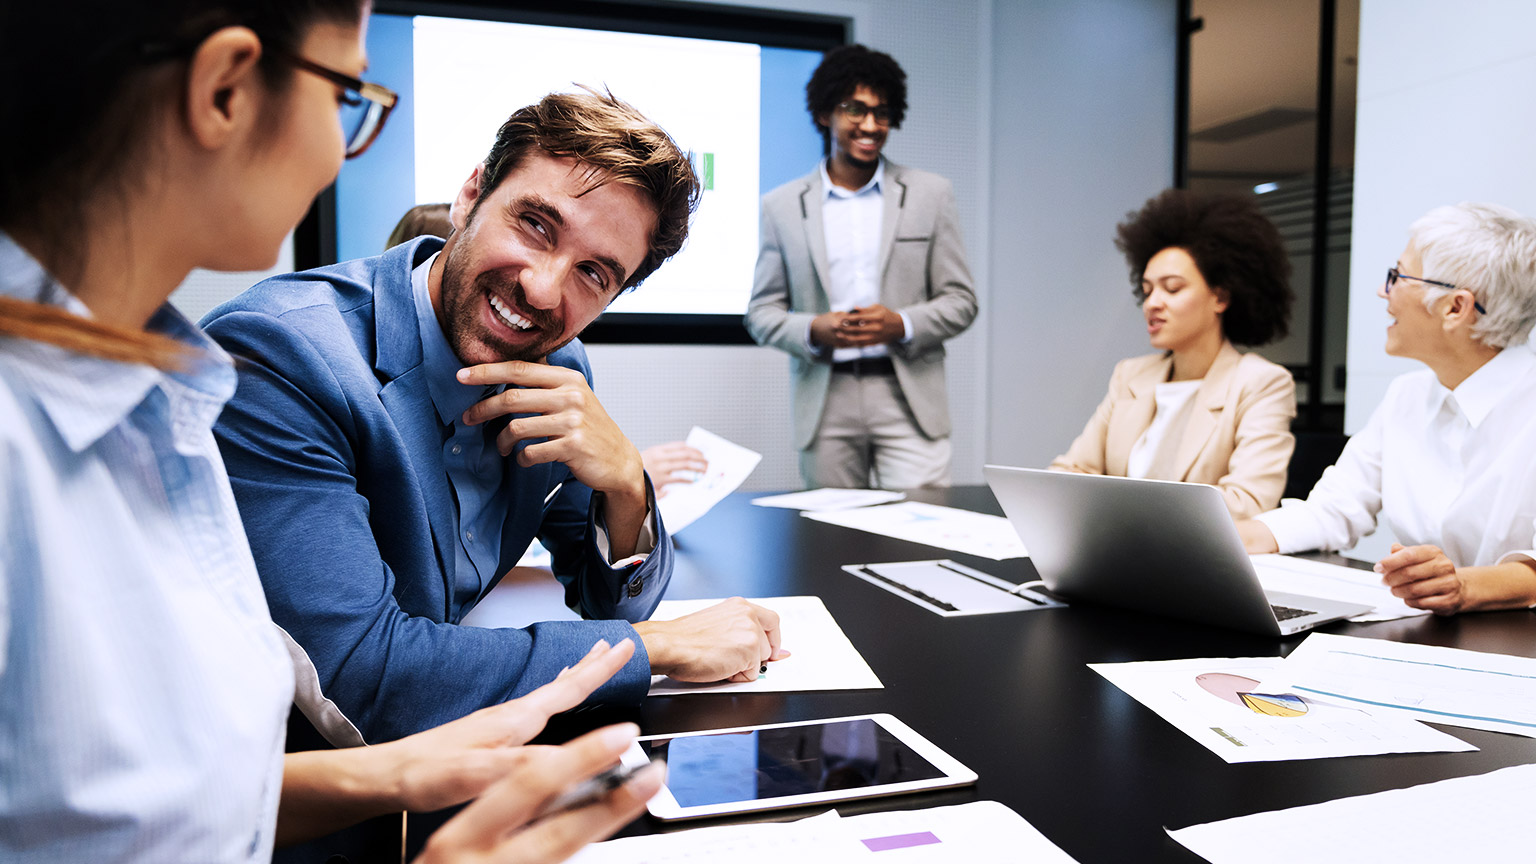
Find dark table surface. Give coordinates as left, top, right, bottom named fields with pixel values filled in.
left=610, top=485, right=1536, bottom=861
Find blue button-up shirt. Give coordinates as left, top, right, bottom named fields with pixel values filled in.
left=1, top=234, right=293, bottom=861
left=410, top=252, right=511, bottom=613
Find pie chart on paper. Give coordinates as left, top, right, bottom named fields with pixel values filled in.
left=1194, top=672, right=1308, bottom=717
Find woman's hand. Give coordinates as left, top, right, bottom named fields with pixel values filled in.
left=414, top=723, right=665, bottom=863
left=382, top=638, right=637, bottom=813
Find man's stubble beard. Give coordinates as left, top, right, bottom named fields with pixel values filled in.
left=439, top=246, right=570, bottom=365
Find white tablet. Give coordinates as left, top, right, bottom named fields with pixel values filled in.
left=621, top=713, right=977, bottom=821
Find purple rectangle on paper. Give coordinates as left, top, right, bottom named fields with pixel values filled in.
left=861, top=831, right=941, bottom=852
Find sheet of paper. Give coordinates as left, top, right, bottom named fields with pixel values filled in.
left=843, top=560, right=1064, bottom=616
left=1250, top=554, right=1428, bottom=621
left=1089, top=657, right=1474, bottom=763
left=804, top=501, right=1027, bottom=560
left=568, top=801, right=1080, bottom=863
left=1264, top=631, right=1536, bottom=737
left=1168, top=763, right=1536, bottom=864
left=751, top=488, right=906, bottom=511
left=647, top=596, right=881, bottom=695
left=656, top=427, right=762, bottom=534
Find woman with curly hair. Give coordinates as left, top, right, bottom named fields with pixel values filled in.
left=1050, top=189, right=1297, bottom=519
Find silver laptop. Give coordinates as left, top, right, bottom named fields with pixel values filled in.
left=983, top=465, right=1371, bottom=636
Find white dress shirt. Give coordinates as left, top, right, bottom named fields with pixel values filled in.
left=1, top=234, right=294, bottom=862
left=1257, top=344, right=1536, bottom=568
left=809, top=159, right=912, bottom=362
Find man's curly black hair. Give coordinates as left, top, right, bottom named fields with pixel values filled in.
left=1115, top=188, right=1295, bottom=347
left=805, top=44, right=907, bottom=156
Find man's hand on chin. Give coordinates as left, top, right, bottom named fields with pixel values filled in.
left=457, top=360, right=648, bottom=556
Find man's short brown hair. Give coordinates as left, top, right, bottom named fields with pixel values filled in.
left=476, top=87, right=701, bottom=290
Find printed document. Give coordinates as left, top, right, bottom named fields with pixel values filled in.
left=1263, top=631, right=1536, bottom=737
left=1089, top=657, right=1474, bottom=763
left=843, top=560, right=1064, bottom=616
left=751, top=488, right=906, bottom=511
left=568, top=800, right=1080, bottom=863
left=805, top=501, right=1027, bottom=560
left=1168, top=763, right=1536, bottom=863
left=656, top=426, right=761, bottom=533
left=647, top=596, right=881, bottom=695
left=1250, top=554, right=1427, bottom=621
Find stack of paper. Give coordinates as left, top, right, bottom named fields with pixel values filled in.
left=1168, top=763, right=1536, bottom=863
left=1249, top=554, right=1427, bottom=621
left=751, top=488, right=906, bottom=511
left=1089, top=657, right=1473, bottom=762
left=568, top=800, right=1080, bottom=863
left=1261, top=632, right=1536, bottom=737
left=805, top=501, right=1027, bottom=560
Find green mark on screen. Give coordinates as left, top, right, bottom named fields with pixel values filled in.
left=702, top=153, right=714, bottom=190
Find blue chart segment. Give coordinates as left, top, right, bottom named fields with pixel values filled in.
left=1195, top=673, right=1308, bottom=718
left=1239, top=692, right=1308, bottom=717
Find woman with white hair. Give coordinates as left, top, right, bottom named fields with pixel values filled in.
left=1238, top=202, right=1536, bottom=614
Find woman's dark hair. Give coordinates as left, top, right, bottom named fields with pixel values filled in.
left=0, top=0, right=364, bottom=369
left=0, top=0, right=364, bottom=271
left=386, top=203, right=453, bottom=250
left=1115, top=188, right=1294, bottom=347
left=804, top=44, right=907, bottom=156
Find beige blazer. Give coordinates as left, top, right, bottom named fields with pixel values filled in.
left=1049, top=343, right=1296, bottom=519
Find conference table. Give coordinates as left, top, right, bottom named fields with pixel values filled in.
left=596, top=485, right=1536, bottom=861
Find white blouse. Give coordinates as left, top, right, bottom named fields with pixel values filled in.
left=1126, top=378, right=1202, bottom=480
left=1, top=235, right=294, bottom=862
left=1257, top=345, right=1536, bottom=568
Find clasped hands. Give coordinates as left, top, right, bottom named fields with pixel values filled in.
left=810, top=304, right=905, bottom=349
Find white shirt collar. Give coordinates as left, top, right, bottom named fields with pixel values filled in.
left=1449, top=343, right=1536, bottom=429
left=820, top=157, right=885, bottom=199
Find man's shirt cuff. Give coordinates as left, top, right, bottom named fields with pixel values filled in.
left=591, top=491, right=657, bottom=567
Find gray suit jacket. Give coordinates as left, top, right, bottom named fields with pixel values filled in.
left=746, top=162, right=978, bottom=449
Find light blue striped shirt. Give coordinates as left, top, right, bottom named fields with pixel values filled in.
left=1, top=235, right=294, bottom=862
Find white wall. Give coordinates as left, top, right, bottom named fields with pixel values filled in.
left=984, top=0, right=1178, bottom=470
left=1348, top=0, right=1536, bottom=432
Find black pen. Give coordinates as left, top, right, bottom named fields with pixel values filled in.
left=534, top=760, right=658, bottom=821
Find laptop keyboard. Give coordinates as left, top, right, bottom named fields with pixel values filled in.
left=1271, top=603, right=1318, bottom=622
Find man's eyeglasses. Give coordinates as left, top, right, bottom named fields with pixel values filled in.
left=279, top=52, right=398, bottom=158
left=837, top=101, right=893, bottom=126
left=1385, top=266, right=1486, bottom=315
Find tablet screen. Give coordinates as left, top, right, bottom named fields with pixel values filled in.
left=639, top=717, right=948, bottom=807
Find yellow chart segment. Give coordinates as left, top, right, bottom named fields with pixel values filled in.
left=1239, top=692, right=1308, bottom=717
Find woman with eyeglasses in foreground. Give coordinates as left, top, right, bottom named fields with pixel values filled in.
left=1238, top=202, right=1536, bottom=614
left=0, top=2, right=660, bottom=860
left=1050, top=189, right=1297, bottom=519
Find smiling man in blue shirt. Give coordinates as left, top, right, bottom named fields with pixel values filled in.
left=205, top=90, right=785, bottom=749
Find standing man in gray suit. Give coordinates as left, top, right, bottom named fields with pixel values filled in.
left=747, top=44, right=978, bottom=490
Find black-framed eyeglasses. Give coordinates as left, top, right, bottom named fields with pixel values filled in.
left=278, top=51, right=398, bottom=158
left=837, top=100, right=893, bottom=126
left=1385, top=266, right=1486, bottom=315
